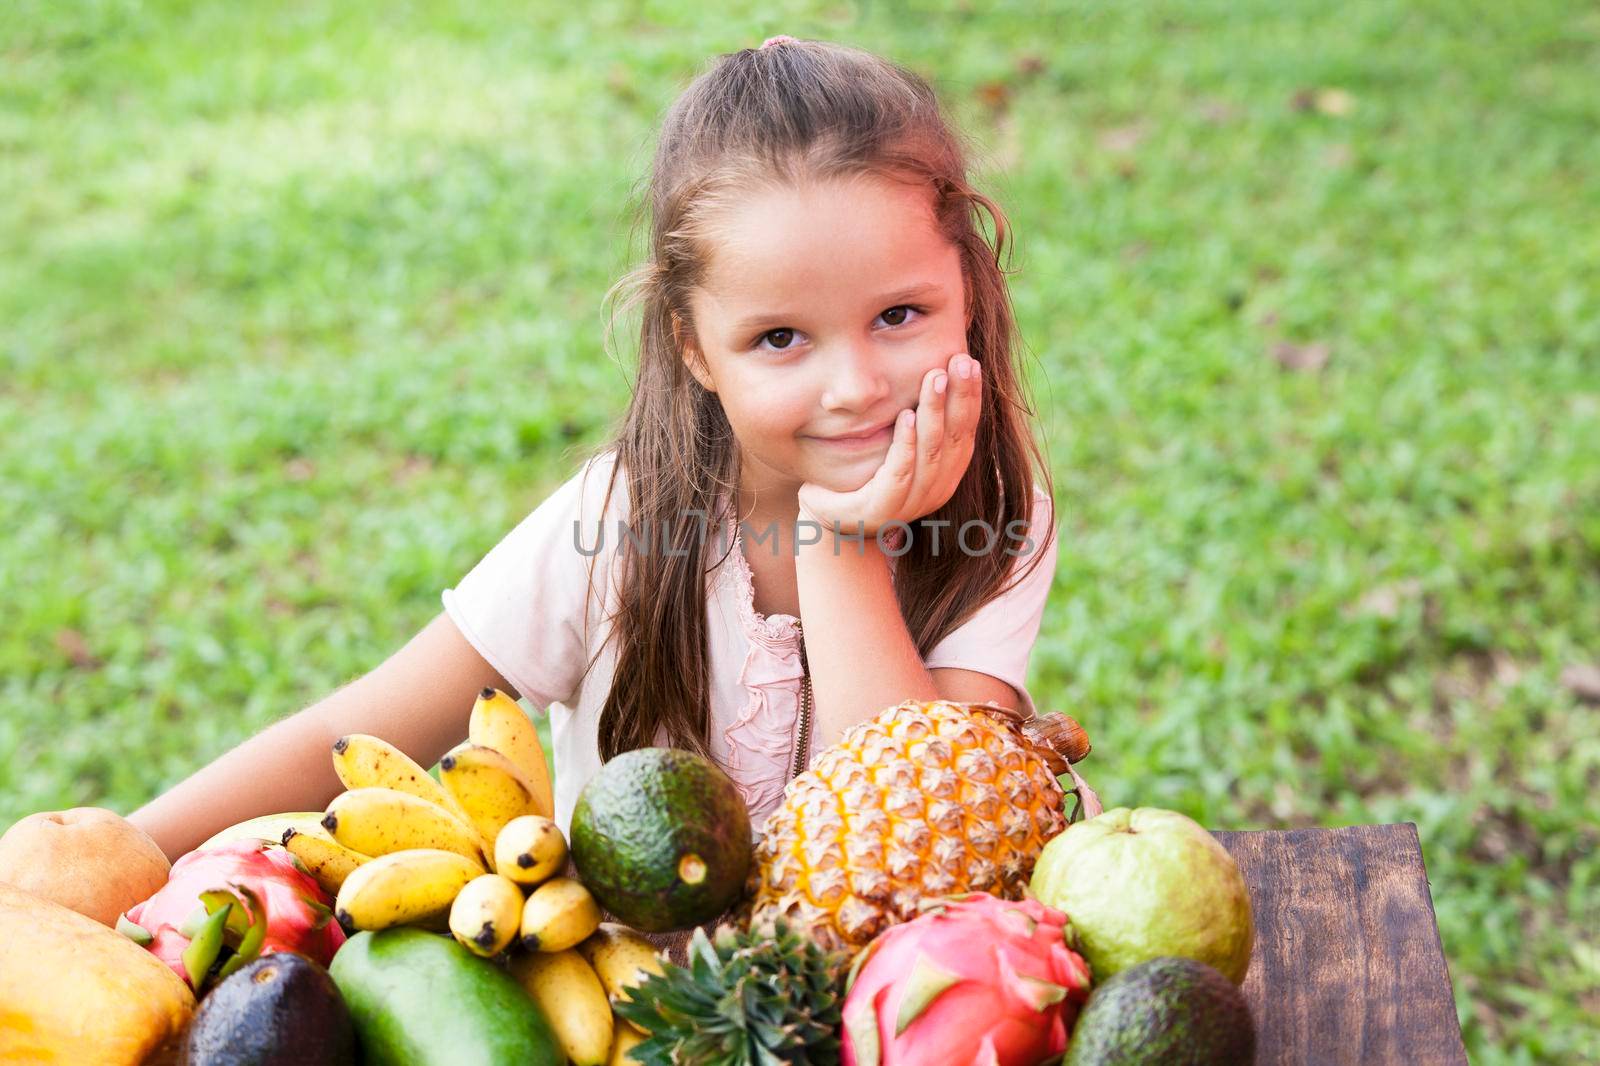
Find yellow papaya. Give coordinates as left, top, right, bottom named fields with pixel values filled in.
left=0, top=881, right=195, bottom=1064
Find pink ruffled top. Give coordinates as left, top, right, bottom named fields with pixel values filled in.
left=694, top=510, right=922, bottom=824
left=713, top=516, right=808, bottom=819
left=442, top=450, right=1058, bottom=835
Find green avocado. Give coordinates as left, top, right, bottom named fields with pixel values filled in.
left=1064, top=956, right=1255, bottom=1066
left=180, top=952, right=356, bottom=1065
left=328, top=929, right=561, bottom=1066
left=570, top=747, right=752, bottom=932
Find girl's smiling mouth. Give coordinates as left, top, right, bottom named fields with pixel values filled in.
left=808, top=417, right=899, bottom=448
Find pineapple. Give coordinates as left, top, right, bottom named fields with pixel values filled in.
left=615, top=919, right=846, bottom=1065
left=749, top=699, right=1097, bottom=952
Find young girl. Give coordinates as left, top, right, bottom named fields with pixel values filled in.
left=127, top=35, right=1059, bottom=860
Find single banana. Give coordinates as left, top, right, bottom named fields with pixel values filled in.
left=494, top=814, right=568, bottom=886
left=520, top=876, right=602, bottom=952
left=439, top=743, right=539, bottom=865
left=199, top=811, right=323, bottom=851
left=281, top=824, right=371, bottom=895
left=321, top=787, right=485, bottom=866
left=448, top=873, right=525, bottom=957
left=510, top=949, right=613, bottom=1066
left=469, top=687, right=555, bottom=819
left=333, top=847, right=483, bottom=931
left=331, top=733, right=456, bottom=812
left=577, top=923, right=664, bottom=1032
left=609, top=1026, right=646, bottom=1066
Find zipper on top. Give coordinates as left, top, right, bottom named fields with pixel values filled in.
left=792, top=621, right=812, bottom=779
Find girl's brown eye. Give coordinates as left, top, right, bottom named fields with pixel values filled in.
left=763, top=328, right=795, bottom=349
left=882, top=306, right=909, bottom=326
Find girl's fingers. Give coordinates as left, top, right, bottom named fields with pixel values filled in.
left=856, top=406, right=915, bottom=517
left=946, top=353, right=981, bottom=447
left=908, top=366, right=949, bottom=511
left=883, top=407, right=918, bottom=496
left=917, top=366, right=949, bottom=468
left=937, top=353, right=981, bottom=505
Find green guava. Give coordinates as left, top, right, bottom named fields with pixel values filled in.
left=1029, top=807, right=1253, bottom=984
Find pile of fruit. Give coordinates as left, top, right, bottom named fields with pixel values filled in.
left=0, top=694, right=1261, bottom=1066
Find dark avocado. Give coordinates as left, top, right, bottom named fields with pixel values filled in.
left=180, top=951, right=357, bottom=1065
left=570, top=747, right=752, bottom=931
left=1064, top=956, right=1255, bottom=1066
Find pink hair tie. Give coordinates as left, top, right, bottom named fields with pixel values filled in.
left=760, top=35, right=797, bottom=50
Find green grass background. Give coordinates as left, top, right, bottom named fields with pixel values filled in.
left=3, top=0, right=1597, bottom=1058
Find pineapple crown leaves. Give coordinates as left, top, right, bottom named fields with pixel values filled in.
left=615, top=919, right=849, bottom=1066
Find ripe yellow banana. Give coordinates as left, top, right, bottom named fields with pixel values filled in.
left=510, top=949, right=613, bottom=1066
left=609, top=1026, right=645, bottom=1066
left=333, top=847, right=483, bottom=931
left=321, top=787, right=485, bottom=866
left=199, top=811, right=323, bottom=851
left=521, top=876, right=602, bottom=952
left=440, top=744, right=539, bottom=865
left=281, top=824, right=371, bottom=895
left=469, top=687, right=555, bottom=819
left=577, top=923, right=665, bottom=1032
left=331, top=733, right=455, bottom=812
left=448, top=873, right=525, bottom=958
left=494, top=814, right=568, bottom=886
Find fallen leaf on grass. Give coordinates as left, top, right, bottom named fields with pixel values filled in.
left=1317, top=88, right=1357, bottom=116
left=55, top=628, right=100, bottom=670
left=1433, top=651, right=1525, bottom=707
left=1271, top=340, right=1331, bottom=372
left=1560, top=663, right=1600, bottom=703
left=1489, top=652, right=1522, bottom=688
left=394, top=454, right=434, bottom=485
left=975, top=80, right=1011, bottom=116
left=606, top=65, right=640, bottom=104
left=1014, top=53, right=1047, bottom=78
left=1348, top=579, right=1424, bottom=620
left=1291, top=87, right=1357, bottom=116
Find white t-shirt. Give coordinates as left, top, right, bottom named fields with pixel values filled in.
left=442, top=450, right=1059, bottom=834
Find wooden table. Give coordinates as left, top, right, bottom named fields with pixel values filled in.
left=1214, top=823, right=1467, bottom=1065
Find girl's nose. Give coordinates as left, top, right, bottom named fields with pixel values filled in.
left=818, top=344, right=890, bottom=413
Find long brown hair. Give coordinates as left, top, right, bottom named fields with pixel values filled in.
left=586, top=38, right=1056, bottom=762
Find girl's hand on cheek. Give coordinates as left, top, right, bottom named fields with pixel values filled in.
left=798, top=351, right=981, bottom=539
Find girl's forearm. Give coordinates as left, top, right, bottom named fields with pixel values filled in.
left=795, top=536, right=939, bottom=747
left=128, top=693, right=352, bottom=862
left=127, top=612, right=510, bottom=862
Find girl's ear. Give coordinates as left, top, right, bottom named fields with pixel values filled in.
left=673, top=312, right=717, bottom=393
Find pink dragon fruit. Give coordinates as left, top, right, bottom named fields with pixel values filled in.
left=119, top=839, right=345, bottom=992
left=842, top=892, right=1092, bottom=1066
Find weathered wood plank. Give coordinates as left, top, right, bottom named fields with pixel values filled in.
left=1215, top=823, right=1466, bottom=1065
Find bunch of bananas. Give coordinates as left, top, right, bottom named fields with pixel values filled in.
left=265, top=687, right=657, bottom=1065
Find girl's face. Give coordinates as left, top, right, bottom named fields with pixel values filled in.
left=683, top=175, right=969, bottom=506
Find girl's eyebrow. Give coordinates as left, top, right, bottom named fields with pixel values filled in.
left=729, top=281, right=943, bottom=333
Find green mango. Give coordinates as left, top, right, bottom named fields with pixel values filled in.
left=329, top=929, right=561, bottom=1066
